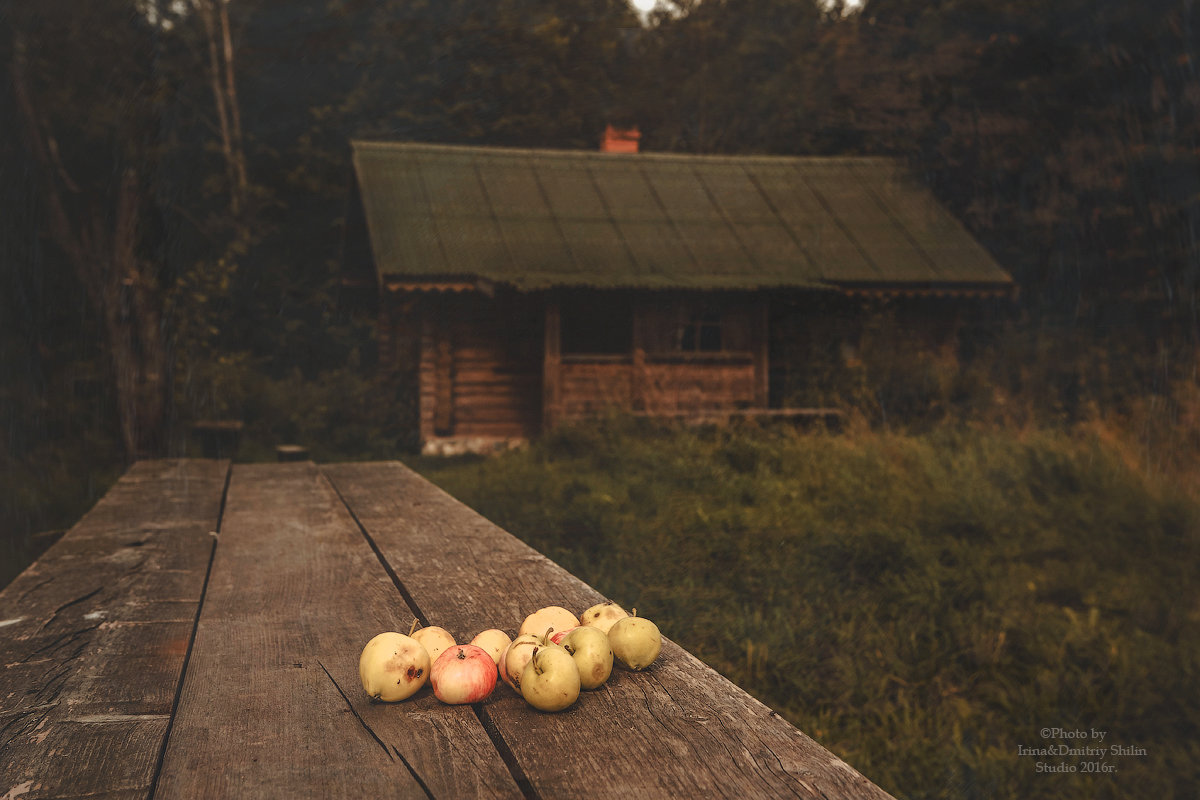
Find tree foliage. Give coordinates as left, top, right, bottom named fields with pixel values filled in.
left=326, top=0, right=641, bottom=147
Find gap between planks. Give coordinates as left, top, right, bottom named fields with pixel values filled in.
left=324, top=467, right=540, bottom=800
left=146, top=462, right=231, bottom=800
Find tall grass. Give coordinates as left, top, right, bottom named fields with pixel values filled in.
left=412, top=416, right=1200, bottom=800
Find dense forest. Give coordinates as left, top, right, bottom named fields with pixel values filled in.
left=3, top=0, right=1199, bottom=565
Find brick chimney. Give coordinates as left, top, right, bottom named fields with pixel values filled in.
left=601, top=124, right=640, bottom=154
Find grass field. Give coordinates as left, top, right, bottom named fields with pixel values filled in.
left=410, top=416, right=1200, bottom=800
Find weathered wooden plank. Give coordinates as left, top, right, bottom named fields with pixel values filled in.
left=434, top=317, right=454, bottom=436
left=560, top=365, right=634, bottom=408
left=324, top=461, right=895, bottom=800
left=544, top=297, right=561, bottom=431
left=451, top=420, right=540, bottom=437
left=451, top=390, right=542, bottom=409
left=0, top=459, right=229, bottom=800
left=451, top=406, right=541, bottom=425
left=444, top=425, right=539, bottom=441
left=451, top=378, right=541, bottom=395
left=419, top=325, right=438, bottom=443
left=154, top=462, right=521, bottom=800
left=753, top=299, right=770, bottom=407
left=451, top=349, right=543, bottom=365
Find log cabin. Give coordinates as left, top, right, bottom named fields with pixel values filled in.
left=344, top=134, right=1014, bottom=454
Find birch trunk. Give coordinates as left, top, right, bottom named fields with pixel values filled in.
left=217, top=0, right=248, bottom=196
left=196, top=0, right=241, bottom=213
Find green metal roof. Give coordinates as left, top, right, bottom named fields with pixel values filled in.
left=351, top=141, right=1013, bottom=292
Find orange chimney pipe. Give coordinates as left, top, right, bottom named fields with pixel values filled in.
left=601, top=124, right=640, bottom=154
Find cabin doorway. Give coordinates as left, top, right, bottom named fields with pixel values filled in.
left=423, top=291, right=543, bottom=448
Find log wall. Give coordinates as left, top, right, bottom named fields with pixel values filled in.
left=555, top=356, right=758, bottom=421
left=558, top=359, right=634, bottom=418
left=639, top=356, right=758, bottom=413
left=415, top=292, right=542, bottom=446
left=396, top=289, right=771, bottom=448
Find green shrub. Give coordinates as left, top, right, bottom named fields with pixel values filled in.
left=175, top=354, right=418, bottom=461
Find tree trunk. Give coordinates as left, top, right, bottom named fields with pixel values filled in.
left=197, top=0, right=240, bottom=213
left=11, top=37, right=168, bottom=461
left=218, top=0, right=248, bottom=196
left=108, top=169, right=169, bottom=459
left=196, top=0, right=247, bottom=214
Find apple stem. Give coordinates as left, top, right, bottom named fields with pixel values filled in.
left=409, top=618, right=420, bottom=637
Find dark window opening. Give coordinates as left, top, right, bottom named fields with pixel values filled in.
left=680, top=308, right=722, bottom=352
left=560, top=292, right=633, bottom=355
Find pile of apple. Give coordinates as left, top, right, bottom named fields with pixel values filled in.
left=358, top=601, right=661, bottom=712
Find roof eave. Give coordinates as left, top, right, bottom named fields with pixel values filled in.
left=827, top=280, right=1018, bottom=299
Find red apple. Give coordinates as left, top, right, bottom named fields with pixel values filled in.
left=430, top=644, right=498, bottom=704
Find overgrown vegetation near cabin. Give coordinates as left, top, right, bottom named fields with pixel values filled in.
left=411, top=414, right=1200, bottom=800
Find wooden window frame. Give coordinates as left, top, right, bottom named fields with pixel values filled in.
left=679, top=306, right=724, bottom=353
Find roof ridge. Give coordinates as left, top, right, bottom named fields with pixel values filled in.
left=350, top=139, right=900, bottom=166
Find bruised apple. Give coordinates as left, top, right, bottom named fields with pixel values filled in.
left=412, top=625, right=456, bottom=666
left=430, top=644, right=497, bottom=704
left=608, top=614, right=661, bottom=671
left=500, top=633, right=540, bottom=691
left=518, top=606, right=579, bottom=638
left=359, top=632, right=430, bottom=702
left=579, top=601, right=629, bottom=634
left=469, top=629, right=512, bottom=665
left=560, top=626, right=613, bottom=689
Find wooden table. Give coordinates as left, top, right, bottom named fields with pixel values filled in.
left=1, top=460, right=895, bottom=799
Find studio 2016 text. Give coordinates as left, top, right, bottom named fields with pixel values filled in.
left=1018, top=727, right=1147, bottom=776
